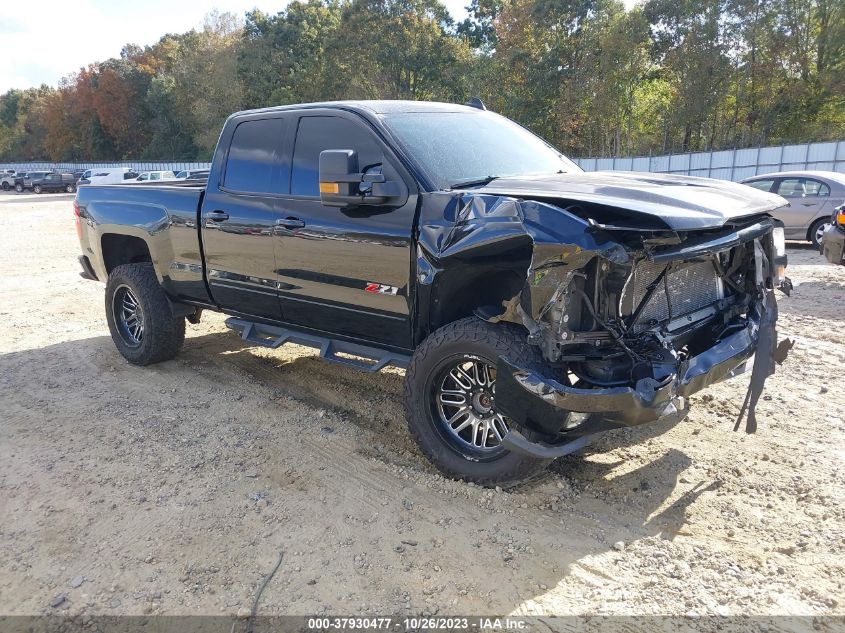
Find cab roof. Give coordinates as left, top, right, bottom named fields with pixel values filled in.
left=231, top=100, right=481, bottom=118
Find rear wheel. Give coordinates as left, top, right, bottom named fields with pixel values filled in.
left=105, top=263, right=185, bottom=365
left=810, top=217, right=831, bottom=249
left=2, top=182, right=9, bottom=191
left=15, top=183, right=23, bottom=193
left=66, top=183, right=76, bottom=193
left=404, top=317, right=551, bottom=487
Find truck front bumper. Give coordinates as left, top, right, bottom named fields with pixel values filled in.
left=821, top=224, right=845, bottom=265
left=495, top=325, right=759, bottom=458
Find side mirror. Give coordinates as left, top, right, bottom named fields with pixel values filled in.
left=319, top=149, right=404, bottom=208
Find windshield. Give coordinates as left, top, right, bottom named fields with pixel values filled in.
left=382, top=110, right=581, bottom=189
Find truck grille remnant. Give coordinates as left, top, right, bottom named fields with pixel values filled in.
left=627, top=259, right=724, bottom=332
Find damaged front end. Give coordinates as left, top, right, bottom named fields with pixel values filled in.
left=417, top=193, right=793, bottom=459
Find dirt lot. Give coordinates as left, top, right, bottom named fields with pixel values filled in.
left=0, top=191, right=843, bottom=618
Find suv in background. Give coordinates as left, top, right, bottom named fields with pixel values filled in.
left=30, top=172, right=77, bottom=194
left=14, top=171, right=50, bottom=192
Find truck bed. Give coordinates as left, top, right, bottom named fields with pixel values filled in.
left=75, top=182, right=209, bottom=304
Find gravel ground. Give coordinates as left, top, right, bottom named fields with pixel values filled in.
left=0, top=191, right=843, bottom=617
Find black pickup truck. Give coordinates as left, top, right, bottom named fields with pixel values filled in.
left=75, top=100, right=792, bottom=486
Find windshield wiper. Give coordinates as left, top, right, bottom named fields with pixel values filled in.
left=449, top=175, right=500, bottom=189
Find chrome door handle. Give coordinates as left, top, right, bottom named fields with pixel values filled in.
left=276, top=217, right=305, bottom=229
left=204, top=210, right=229, bottom=221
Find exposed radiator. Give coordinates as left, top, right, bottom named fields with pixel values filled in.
left=627, top=259, right=724, bottom=331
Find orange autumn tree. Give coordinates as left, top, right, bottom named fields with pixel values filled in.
left=90, top=59, right=153, bottom=159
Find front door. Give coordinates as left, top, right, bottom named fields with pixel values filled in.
left=273, top=112, right=417, bottom=349
left=200, top=114, right=290, bottom=320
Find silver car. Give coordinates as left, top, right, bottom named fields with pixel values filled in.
left=741, top=170, right=845, bottom=247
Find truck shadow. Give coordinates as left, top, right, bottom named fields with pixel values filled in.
left=1, top=331, right=713, bottom=615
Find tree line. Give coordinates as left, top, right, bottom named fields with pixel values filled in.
left=1, top=0, right=842, bottom=162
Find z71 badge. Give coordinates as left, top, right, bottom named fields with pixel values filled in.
left=364, top=282, right=400, bottom=296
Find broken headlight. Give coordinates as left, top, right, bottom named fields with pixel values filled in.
left=772, top=226, right=786, bottom=285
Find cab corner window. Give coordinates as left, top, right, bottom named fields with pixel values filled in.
left=223, top=118, right=286, bottom=194
left=291, top=116, right=382, bottom=197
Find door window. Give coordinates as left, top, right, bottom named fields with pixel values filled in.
left=290, top=116, right=383, bottom=196
left=223, top=118, right=286, bottom=194
left=802, top=179, right=830, bottom=197
left=777, top=178, right=830, bottom=198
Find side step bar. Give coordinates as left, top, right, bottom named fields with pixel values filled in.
left=225, top=318, right=410, bottom=373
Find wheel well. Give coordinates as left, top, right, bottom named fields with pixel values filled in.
left=428, top=268, right=527, bottom=334
left=101, top=234, right=152, bottom=274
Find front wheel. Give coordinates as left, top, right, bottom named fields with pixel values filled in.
left=404, top=317, right=551, bottom=487
left=66, top=184, right=76, bottom=193
left=105, top=263, right=185, bottom=365
left=2, top=182, right=9, bottom=191
left=33, top=184, right=42, bottom=194
left=810, top=218, right=831, bottom=249
left=14, top=183, right=23, bottom=193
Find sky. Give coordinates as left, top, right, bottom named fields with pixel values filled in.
left=0, top=0, right=635, bottom=94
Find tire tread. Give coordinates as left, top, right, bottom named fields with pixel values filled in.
left=403, top=317, right=550, bottom=487
left=105, top=263, right=185, bottom=366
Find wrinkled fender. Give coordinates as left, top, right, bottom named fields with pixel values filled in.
left=413, top=192, right=627, bottom=344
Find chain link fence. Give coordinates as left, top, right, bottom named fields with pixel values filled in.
left=0, top=161, right=211, bottom=173
left=574, top=140, right=845, bottom=181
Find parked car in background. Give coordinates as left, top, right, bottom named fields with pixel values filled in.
left=1, top=171, right=17, bottom=190
left=175, top=169, right=210, bottom=181
left=821, top=204, right=845, bottom=266
left=79, top=168, right=139, bottom=185
left=136, top=170, right=177, bottom=182
left=30, top=172, right=77, bottom=194
left=14, top=171, right=51, bottom=192
left=741, top=171, right=845, bottom=248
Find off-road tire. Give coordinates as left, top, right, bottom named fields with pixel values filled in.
left=404, top=317, right=551, bottom=487
left=105, top=263, right=185, bottom=365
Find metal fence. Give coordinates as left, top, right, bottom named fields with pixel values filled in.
left=0, top=161, right=211, bottom=173
left=574, top=140, right=845, bottom=181
left=4, top=139, right=845, bottom=181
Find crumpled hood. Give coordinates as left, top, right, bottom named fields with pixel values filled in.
left=468, top=171, right=788, bottom=231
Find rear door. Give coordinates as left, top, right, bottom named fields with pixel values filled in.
left=774, top=177, right=831, bottom=237
left=200, top=113, right=291, bottom=320
left=273, top=111, right=417, bottom=349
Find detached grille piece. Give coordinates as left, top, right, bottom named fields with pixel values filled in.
left=628, top=259, right=723, bottom=331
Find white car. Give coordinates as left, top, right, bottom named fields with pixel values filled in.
left=136, top=170, right=177, bottom=182
left=81, top=168, right=139, bottom=185
left=1, top=171, right=16, bottom=191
